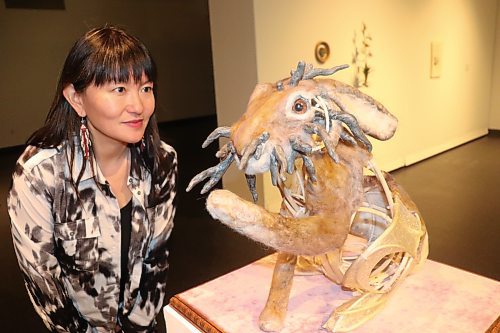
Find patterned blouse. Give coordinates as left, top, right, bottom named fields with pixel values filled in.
left=7, top=141, right=177, bottom=333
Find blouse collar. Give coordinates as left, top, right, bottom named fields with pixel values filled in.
left=68, top=139, right=145, bottom=186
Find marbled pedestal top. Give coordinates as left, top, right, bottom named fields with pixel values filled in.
left=171, top=256, right=499, bottom=332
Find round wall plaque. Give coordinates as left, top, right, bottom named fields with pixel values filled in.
left=315, top=41, right=330, bottom=64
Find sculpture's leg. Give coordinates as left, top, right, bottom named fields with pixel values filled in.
left=259, top=252, right=297, bottom=332
left=206, top=189, right=350, bottom=255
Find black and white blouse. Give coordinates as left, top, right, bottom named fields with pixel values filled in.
left=7, top=140, right=177, bottom=332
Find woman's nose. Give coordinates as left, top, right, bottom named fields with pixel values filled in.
left=127, top=91, right=144, bottom=114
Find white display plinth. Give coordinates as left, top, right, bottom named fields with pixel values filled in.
left=164, top=255, right=500, bottom=333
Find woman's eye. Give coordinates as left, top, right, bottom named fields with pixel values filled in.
left=292, top=98, right=308, bottom=113
left=142, top=86, right=153, bottom=93
left=114, top=87, right=125, bottom=93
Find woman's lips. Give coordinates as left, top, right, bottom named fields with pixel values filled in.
left=123, top=119, right=143, bottom=128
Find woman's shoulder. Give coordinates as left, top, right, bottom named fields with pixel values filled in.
left=14, top=144, right=65, bottom=176
left=158, top=140, right=178, bottom=168
left=159, top=141, right=177, bottom=158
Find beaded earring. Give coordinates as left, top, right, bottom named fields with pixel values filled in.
left=80, top=117, right=91, bottom=159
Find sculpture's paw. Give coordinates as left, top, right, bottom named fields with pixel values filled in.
left=206, top=189, right=264, bottom=228
left=259, top=308, right=285, bottom=332
left=206, top=189, right=235, bottom=222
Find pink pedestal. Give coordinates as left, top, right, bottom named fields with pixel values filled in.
left=166, top=256, right=500, bottom=332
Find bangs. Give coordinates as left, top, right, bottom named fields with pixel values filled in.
left=92, top=53, right=155, bottom=86
left=91, top=46, right=156, bottom=86
left=77, top=28, right=157, bottom=88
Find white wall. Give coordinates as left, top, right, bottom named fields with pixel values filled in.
left=0, top=0, right=215, bottom=148
left=253, top=0, right=496, bottom=169
left=490, top=1, right=500, bottom=129
left=209, top=0, right=498, bottom=211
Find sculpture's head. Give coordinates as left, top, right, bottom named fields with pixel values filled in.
left=187, top=62, right=398, bottom=198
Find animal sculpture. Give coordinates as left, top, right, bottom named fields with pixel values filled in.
left=187, top=61, right=429, bottom=332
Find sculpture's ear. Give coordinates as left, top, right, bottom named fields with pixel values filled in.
left=320, top=80, right=398, bottom=141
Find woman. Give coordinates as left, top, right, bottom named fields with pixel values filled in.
left=7, top=25, right=177, bottom=332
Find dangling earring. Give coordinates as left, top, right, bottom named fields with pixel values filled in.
left=80, top=117, right=91, bottom=160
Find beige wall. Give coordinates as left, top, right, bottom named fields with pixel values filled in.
left=208, top=0, right=263, bottom=202
left=490, top=0, right=500, bottom=129
left=210, top=0, right=499, bottom=211
left=0, top=0, right=215, bottom=148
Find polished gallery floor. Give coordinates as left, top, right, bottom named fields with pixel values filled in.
left=0, top=116, right=498, bottom=332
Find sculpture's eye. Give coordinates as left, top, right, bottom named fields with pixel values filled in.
left=292, top=98, right=308, bottom=114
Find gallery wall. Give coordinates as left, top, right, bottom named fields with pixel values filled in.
left=0, top=0, right=215, bottom=148
left=490, top=1, right=500, bottom=130
left=208, top=0, right=263, bottom=202
left=209, top=0, right=499, bottom=211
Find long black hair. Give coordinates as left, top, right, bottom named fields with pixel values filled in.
left=27, top=25, right=169, bottom=198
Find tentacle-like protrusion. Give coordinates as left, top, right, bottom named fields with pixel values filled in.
left=245, top=174, right=258, bottom=203
left=215, top=142, right=232, bottom=159
left=229, top=142, right=240, bottom=165
left=270, top=153, right=279, bottom=186
left=315, top=109, right=365, bottom=147
left=289, top=61, right=306, bottom=87
left=273, top=146, right=288, bottom=181
left=239, top=132, right=270, bottom=170
left=254, top=143, right=264, bottom=160
left=328, top=96, right=372, bottom=152
left=290, top=137, right=317, bottom=182
left=186, top=153, right=235, bottom=194
left=339, top=128, right=357, bottom=146
left=303, top=123, right=340, bottom=163
left=302, top=64, right=349, bottom=80
left=276, top=81, right=284, bottom=91
left=290, top=137, right=313, bottom=155
left=287, top=150, right=298, bottom=174
left=332, top=113, right=372, bottom=152
left=301, top=155, right=317, bottom=183
left=312, top=115, right=327, bottom=129
left=202, top=126, right=231, bottom=148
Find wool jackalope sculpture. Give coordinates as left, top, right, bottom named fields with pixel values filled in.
left=187, top=62, right=429, bottom=332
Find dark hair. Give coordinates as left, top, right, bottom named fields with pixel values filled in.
left=27, top=25, right=167, bottom=196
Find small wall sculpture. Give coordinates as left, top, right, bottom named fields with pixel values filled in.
left=352, top=22, right=373, bottom=88
left=187, top=61, right=429, bottom=332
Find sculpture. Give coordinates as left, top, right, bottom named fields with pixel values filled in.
left=187, top=61, right=429, bottom=332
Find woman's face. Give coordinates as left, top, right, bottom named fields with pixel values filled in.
left=78, top=73, right=155, bottom=149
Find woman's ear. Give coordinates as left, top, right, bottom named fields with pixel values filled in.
left=62, top=84, right=86, bottom=117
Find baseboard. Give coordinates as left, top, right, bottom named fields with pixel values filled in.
left=403, top=129, right=488, bottom=167
left=488, top=129, right=500, bottom=136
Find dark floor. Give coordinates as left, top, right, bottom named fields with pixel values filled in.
left=0, top=116, right=498, bottom=332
